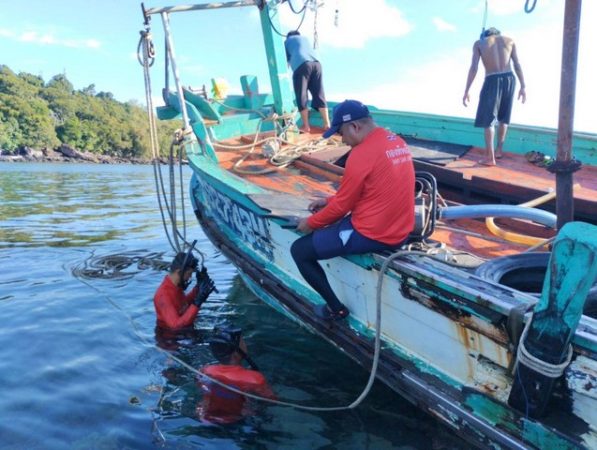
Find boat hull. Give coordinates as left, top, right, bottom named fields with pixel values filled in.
left=188, top=160, right=595, bottom=449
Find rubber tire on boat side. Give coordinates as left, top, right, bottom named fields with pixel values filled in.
left=475, top=252, right=597, bottom=318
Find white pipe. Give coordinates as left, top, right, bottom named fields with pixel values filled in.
left=161, top=12, right=191, bottom=132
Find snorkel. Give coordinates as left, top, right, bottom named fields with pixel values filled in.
left=208, top=326, right=260, bottom=371
left=179, top=240, right=198, bottom=289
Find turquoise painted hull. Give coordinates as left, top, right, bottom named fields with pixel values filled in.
left=185, top=147, right=597, bottom=449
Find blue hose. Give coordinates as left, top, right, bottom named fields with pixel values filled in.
left=439, top=205, right=557, bottom=229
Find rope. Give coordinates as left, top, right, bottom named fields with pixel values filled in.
left=72, top=261, right=380, bottom=413
left=266, top=0, right=308, bottom=37
left=72, top=250, right=170, bottom=280
left=313, top=1, right=319, bottom=49
left=524, top=0, right=538, bottom=14
left=515, top=315, right=573, bottom=378
left=139, top=25, right=202, bottom=258
left=480, top=0, right=488, bottom=37
left=288, top=0, right=309, bottom=14
left=522, top=236, right=556, bottom=253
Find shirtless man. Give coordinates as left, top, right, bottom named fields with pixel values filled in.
left=463, top=27, right=526, bottom=166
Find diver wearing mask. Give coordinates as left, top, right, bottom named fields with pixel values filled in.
left=153, top=251, right=216, bottom=330
left=197, top=326, right=275, bottom=424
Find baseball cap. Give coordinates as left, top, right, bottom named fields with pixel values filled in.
left=322, top=99, right=371, bottom=138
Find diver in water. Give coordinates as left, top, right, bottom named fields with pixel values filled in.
left=197, top=326, right=275, bottom=424
left=153, top=252, right=216, bottom=331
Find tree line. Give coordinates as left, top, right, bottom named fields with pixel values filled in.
left=0, top=65, right=176, bottom=159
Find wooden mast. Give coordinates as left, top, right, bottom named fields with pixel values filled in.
left=553, top=0, right=582, bottom=229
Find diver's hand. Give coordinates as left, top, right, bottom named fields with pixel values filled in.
left=193, top=269, right=216, bottom=307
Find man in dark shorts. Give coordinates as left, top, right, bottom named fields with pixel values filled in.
left=291, top=100, right=415, bottom=321
left=284, top=30, right=330, bottom=133
left=463, top=27, right=526, bottom=166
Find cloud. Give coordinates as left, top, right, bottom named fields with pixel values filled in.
left=278, top=0, right=412, bottom=49
left=432, top=17, right=457, bottom=32
left=328, top=0, right=596, bottom=134
left=0, top=27, right=101, bottom=49
left=0, top=28, right=15, bottom=38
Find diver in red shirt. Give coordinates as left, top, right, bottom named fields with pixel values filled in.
left=292, top=99, right=415, bottom=321
left=153, top=252, right=216, bottom=331
left=197, top=326, right=275, bottom=424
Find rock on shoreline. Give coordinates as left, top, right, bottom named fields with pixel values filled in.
left=0, top=144, right=157, bottom=165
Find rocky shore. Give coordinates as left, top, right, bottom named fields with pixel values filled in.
left=0, top=144, right=156, bottom=164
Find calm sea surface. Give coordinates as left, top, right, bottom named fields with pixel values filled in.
left=0, top=163, right=470, bottom=449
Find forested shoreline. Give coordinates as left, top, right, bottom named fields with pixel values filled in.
left=0, top=65, right=176, bottom=163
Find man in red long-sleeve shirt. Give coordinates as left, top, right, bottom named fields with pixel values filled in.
left=153, top=252, right=215, bottom=330
left=291, top=99, right=415, bottom=321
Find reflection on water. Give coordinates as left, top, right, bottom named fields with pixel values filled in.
left=0, top=163, right=470, bottom=449
left=0, top=163, right=161, bottom=248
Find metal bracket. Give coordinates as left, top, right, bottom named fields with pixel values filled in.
left=546, top=158, right=582, bottom=174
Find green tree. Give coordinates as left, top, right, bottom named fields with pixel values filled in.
left=0, top=64, right=176, bottom=158
left=0, top=66, right=59, bottom=151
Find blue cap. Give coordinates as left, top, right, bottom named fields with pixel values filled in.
left=323, top=100, right=371, bottom=138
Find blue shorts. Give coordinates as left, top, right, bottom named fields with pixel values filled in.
left=312, top=216, right=395, bottom=260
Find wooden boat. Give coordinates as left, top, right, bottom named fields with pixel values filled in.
left=139, top=2, right=597, bottom=448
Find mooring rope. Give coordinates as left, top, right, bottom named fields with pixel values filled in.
left=72, top=263, right=372, bottom=412
left=139, top=26, right=203, bottom=261
left=515, top=314, right=573, bottom=378
left=72, top=250, right=170, bottom=280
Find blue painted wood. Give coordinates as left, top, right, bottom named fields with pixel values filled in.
left=257, top=4, right=295, bottom=115
left=509, top=222, right=597, bottom=417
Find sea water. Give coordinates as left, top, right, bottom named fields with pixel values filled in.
left=0, top=163, right=470, bottom=449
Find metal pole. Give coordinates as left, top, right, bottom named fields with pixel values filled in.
left=554, top=0, right=582, bottom=229
left=146, top=1, right=257, bottom=16
left=161, top=12, right=191, bottom=133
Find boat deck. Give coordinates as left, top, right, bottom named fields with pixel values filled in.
left=211, top=128, right=582, bottom=261
left=415, top=144, right=596, bottom=223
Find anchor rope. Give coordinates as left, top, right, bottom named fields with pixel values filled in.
left=515, top=315, right=574, bottom=378
left=71, top=259, right=381, bottom=412
left=524, top=0, right=538, bottom=14
left=139, top=25, right=202, bottom=260
left=479, top=0, right=489, bottom=38
left=266, top=1, right=308, bottom=37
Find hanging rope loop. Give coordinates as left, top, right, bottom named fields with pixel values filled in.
left=525, top=0, right=538, bottom=14
left=137, top=28, right=155, bottom=67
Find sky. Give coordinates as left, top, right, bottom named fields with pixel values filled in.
left=0, top=0, right=595, bottom=134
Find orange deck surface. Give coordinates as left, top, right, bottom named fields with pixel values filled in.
left=211, top=131, right=591, bottom=259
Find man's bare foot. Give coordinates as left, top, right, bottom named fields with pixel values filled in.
left=495, top=150, right=504, bottom=159
left=299, top=126, right=310, bottom=133
left=478, top=159, right=496, bottom=166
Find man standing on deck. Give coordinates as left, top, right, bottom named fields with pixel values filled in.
left=291, top=99, right=415, bottom=321
left=153, top=252, right=216, bottom=331
left=284, top=30, right=331, bottom=133
left=463, top=27, right=527, bottom=166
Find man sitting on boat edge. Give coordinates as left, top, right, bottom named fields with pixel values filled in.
left=153, top=252, right=216, bottom=331
left=291, top=99, right=415, bottom=321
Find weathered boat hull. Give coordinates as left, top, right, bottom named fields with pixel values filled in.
left=140, top=2, right=597, bottom=447
left=188, top=155, right=596, bottom=449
